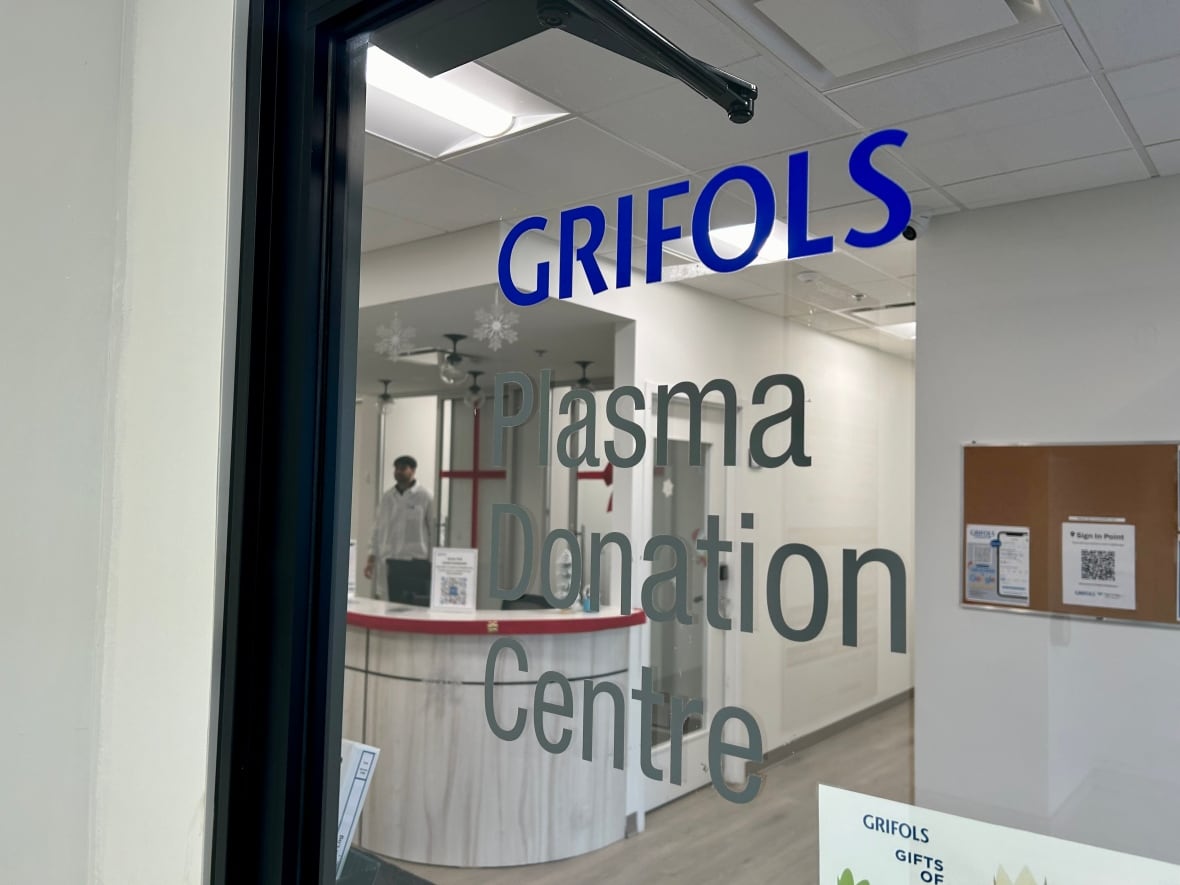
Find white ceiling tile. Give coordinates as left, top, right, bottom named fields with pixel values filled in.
left=738, top=293, right=820, bottom=318
left=731, top=133, right=928, bottom=214
left=828, top=30, right=1088, bottom=127
left=679, top=174, right=763, bottom=229
left=625, top=0, right=762, bottom=67
left=726, top=237, right=910, bottom=289
left=789, top=309, right=866, bottom=333
left=586, top=55, right=855, bottom=171
left=794, top=248, right=904, bottom=285
left=683, top=269, right=777, bottom=300
left=363, top=134, right=429, bottom=183
left=733, top=261, right=799, bottom=293
left=806, top=199, right=888, bottom=238
left=1109, top=56, right=1180, bottom=146
left=943, top=150, right=1147, bottom=208
left=1147, top=140, right=1180, bottom=175
left=803, top=194, right=953, bottom=255
left=901, top=78, right=1131, bottom=185
left=832, top=326, right=914, bottom=358
left=481, top=30, right=669, bottom=114
left=449, top=118, right=682, bottom=206
left=852, top=277, right=914, bottom=306
left=845, top=237, right=915, bottom=279
left=754, top=0, right=1016, bottom=77
left=597, top=173, right=762, bottom=243
left=736, top=255, right=908, bottom=306
left=909, top=189, right=960, bottom=215
left=361, top=205, right=445, bottom=252
left=737, top=296, right=881, bottom=338
left=364, top=163, right=530, bottom=231
left=1064, top=0, right=1180, bottom=69
left=852, top=303, right=915, bottom=325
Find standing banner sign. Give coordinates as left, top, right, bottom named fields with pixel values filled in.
left=819, top=785, right=1180, bottom=884
left=337, top=740, right=379, bottom=879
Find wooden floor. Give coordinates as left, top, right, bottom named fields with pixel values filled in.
left=395, top=698, right=914, bottom=884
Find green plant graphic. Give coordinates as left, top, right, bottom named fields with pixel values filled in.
left=995, top=867, right=1046, bottom=885
left=837, top=870, right=869, bottom=885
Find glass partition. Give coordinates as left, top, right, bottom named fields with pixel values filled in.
left=329, top=1, right=1180, bottom=882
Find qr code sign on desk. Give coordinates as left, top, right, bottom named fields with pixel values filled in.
left=1081, top=549, right=1116, bottom=582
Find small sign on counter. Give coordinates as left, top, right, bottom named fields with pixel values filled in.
left=431, top=547, right=479, bottom=612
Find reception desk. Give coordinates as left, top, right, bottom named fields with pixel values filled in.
left=343, top=597, right=645, bottom=868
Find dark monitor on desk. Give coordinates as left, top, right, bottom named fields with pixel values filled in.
left=500, top=594, right=553, bottom=611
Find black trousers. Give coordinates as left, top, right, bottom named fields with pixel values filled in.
left=385, top=558, right=431, bottom=606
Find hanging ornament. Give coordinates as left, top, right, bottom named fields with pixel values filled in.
left=375, top=312, right=417, bottom=361
left=462, top=370, right=486, bottom=412
left=473, top=298, right=520, bottom=352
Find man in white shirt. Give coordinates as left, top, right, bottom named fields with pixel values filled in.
left=364, top=455, right=435, bottom=605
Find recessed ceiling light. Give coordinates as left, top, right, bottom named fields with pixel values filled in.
left=366, top=46, right=513, bottom=138
left=880, top=321, right=916, bottom=340
left=664, top=220, right=790, bottom=265
left=364, top=47, right=568, bottom=159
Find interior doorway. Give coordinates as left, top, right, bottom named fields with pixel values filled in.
left=644, top=399, right=732, bottom=810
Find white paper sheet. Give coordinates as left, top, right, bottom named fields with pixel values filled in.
left=1062, top=522, right=1136, bottom=611
left=431, top=546, right=479, bottom=611
left=965, top=524, right=1031, bottom=606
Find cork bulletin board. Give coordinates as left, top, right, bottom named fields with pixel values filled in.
left=962, top=443, right=1180, bottom=625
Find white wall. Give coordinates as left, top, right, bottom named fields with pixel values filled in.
left=915, top=175, right=1180, bottom=861
left=0, top=1, right=238, bottom=883
left=95, top=0, right=239, bottom=881
left=1, top=3, right=126, bottom=880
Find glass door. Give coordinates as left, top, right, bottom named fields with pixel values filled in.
left=645, top=402, right=729, bottom=810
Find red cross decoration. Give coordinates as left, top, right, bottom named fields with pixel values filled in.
left=439, top=409, right=506, bottom=544
left=577, top=461, right=614, bottom=512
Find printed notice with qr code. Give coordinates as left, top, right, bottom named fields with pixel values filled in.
left=431, top=547, right=479, bottom=612
left=1062, top=522, right=1136, bottom=611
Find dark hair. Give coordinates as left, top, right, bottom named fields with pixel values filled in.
left=393, top=455, right=417, bottom=470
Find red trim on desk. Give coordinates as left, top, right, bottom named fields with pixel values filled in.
left=346, top=609, right=646, bottom=636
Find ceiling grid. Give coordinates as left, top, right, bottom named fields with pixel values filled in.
left=358, top=0, right=1180, bottom=362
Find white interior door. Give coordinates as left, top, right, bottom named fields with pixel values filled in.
left=644, top=400, right=730, bottom=810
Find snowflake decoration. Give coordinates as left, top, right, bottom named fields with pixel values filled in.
left=473, top=300, right=520, bottom=352
left=375, top=313, right=417, bottom=362
left=662, top=477, right=675, bottom=498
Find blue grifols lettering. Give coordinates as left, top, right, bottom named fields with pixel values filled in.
left=498, top=129, right=911, bottom=306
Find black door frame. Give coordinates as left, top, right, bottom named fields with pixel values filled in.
left=210, top=1, right=424, bottom=882
left=211, top=1, right=746, bottom=878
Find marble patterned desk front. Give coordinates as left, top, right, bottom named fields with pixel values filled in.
left=343, top=615, right=638, bottom=868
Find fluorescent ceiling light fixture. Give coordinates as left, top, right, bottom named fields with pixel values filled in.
left=712, top=222, right=790, bottom=264
left=364, top=48, right=567, bottom=159
left=366, top=46, right=512, bottom=137
left=664, top=220, right=790, bottom=265
left=879, top=321, right=916, bottom=340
